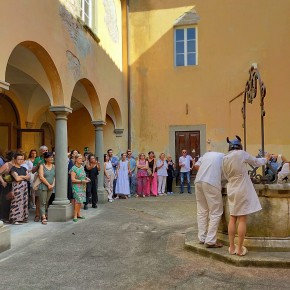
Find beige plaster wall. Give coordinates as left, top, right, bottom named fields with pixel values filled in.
left=129, top=0, right=290, bottom=158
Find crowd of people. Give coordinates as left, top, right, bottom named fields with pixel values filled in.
left=2, top=138, right=290, bottom=257
left=0, top=146, right=194, bottom=225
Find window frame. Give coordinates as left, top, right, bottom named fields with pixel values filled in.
left=174, top=26, right=198, bottom=67
left=80, top=0, right=93, bottom=28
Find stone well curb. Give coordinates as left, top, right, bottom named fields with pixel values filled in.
left=184, top=228, right=290, bottom=268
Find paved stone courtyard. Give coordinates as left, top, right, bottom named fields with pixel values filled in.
left=1, top=194, right=290, bottom=290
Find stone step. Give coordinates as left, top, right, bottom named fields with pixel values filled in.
left=185, top=227, right=290, bottom=268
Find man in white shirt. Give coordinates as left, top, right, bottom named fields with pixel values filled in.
left=179, top=149, right=193, bottom=193
left=194, top=151, right=224, bottom=248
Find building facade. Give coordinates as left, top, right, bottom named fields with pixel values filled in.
left=128, top=0, right=290, bottom=165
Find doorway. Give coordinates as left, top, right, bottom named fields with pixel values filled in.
left=175, top=131, right=200, bottom=182
left=169, top=124, right=206, bottom=187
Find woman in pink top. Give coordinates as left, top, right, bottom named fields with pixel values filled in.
left=136, top=153, right=149, bottom=197
left=146, top=151, right=158, bottom=196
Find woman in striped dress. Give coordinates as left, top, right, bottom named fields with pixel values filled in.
left=10, top=153, right=30, bottom=225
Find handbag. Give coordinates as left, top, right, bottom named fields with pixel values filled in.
left=33, top=173, right=42, bottom=190
left=147, top=168, right=152, bottom=176
left=3, top=174, right=12, bottom=183
left=6, top=191, right=15, bottom=200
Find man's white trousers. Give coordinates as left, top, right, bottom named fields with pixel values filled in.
left=195, top=182, right=223, bottom=245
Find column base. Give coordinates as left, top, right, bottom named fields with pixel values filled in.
left=0, top=222, right=11, bottom=253
left=48, top=203, right=74, bottom=222
left=98, top=187, right=108, bottom=204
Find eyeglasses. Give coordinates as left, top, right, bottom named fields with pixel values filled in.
left=182, top=151, right=187, bottom=153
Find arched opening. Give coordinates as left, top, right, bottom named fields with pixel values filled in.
left=4, top=41, right=63, bottom=154
left=106, top=98, right=123, bottom=129
left=104, top=98, right=124, bottom=153
left=68, top=79, right=102, bottom=154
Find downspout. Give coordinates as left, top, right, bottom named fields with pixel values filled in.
left=125, top=0, right=131, bottom=148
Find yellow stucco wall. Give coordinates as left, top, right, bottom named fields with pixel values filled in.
left=67, top=107, right=95, bottom=154
left=129, top=0, right=290, bottom=158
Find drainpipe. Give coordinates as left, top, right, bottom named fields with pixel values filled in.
left=125, top=0, right=131, bottom=148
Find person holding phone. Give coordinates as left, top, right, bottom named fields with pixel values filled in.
left=84, top=154, right=100, bottom=209
left=70, top=154, right=90, bottom=222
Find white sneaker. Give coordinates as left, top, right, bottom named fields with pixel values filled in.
left=171, top=192, right=174, bottom=195
left=167, top=192, right=170, bottom=195
left=109, top=199, right=113, bottom=203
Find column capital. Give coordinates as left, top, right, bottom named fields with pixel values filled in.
left=50, top=106, right=72, bottom=114
left=0, top=80, right=10, bottom=91
left=91, top=120, right=106, bottom=127
left=114, top=128, right=124, bottom=137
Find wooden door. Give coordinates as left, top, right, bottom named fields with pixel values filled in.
left=0, top=122, right=13, bottom=151
left=175, top=131, right=200, bottom=181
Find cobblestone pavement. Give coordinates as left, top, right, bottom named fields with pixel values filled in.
left=1, top=194, right=290, bottom=290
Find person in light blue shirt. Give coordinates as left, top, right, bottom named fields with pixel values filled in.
left=126, top=149, right=136, bottom=196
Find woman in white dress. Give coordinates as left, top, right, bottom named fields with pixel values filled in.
left=115, top=153, right=130, bottom=199
left=223, top=136, right=270, bottom=256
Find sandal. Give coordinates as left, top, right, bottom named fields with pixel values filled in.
left=73, top=218, right=78, bottom=222
left=34, top=216, right=40, bottom=222
left=228, top=245, right=237, bottom=255
left=236, top=246, right=248, bottom=256
left=205, top=242, right=223, bottom=248
left=41, top=218, right=47, bottom=225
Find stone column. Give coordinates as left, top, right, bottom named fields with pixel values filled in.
left=92, top=120, right=107, bottom=203
left=49, top=106, right=73, bottom=221
left=0, top=221, right=11, bottom=253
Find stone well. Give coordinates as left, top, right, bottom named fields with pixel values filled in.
left=218, top=184, right=290, bottom=252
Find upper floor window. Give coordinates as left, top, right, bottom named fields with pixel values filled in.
left=174, top=27, right=197, bottom=67
left=80, top=0, right=92, bottom=27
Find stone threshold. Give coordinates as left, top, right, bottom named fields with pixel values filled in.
left=185, top=228, right=290, bottom=268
